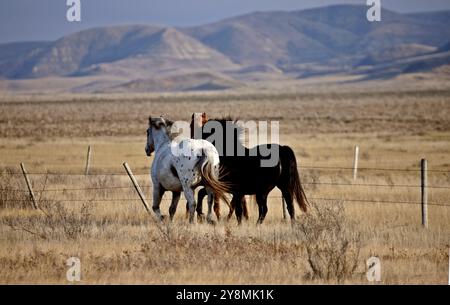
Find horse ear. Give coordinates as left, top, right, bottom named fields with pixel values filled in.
left=149, top=116, right=162, bottom=129
left=155, top=118, right=166, bottom=129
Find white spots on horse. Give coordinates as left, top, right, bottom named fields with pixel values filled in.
left=147, top=120, right=225, bottom=224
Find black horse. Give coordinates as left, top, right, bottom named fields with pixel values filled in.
left=190, top=113, right=308, bottom=224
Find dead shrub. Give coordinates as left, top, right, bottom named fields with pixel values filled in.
left=0, top=168, right=31, bottom=209
left=0, top=248, right=66, bottom=281
left=4, top=200, right=93, bottom=240
left=295, top=201, right=361, bottom=283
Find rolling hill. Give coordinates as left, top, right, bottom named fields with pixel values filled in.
left=105, top=71, right=242, bottom=93
left=358, top=44, right=438, bottom=66
left=0, top=26, right=237, bottom=79
left=0, top=4, right=449, bottom=93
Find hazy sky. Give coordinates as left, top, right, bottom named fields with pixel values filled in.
left=1, top=0, right=450, bottom=43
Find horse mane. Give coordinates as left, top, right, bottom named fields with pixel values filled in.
left=190, top=113, right=245, bottom=145
left=164, top=118, right=174, bottom=129
left=207, top=116, right=245, bottom=144
left=149, top=116, right=174, bottom=128
left=165, top=119, right=185, bottom=141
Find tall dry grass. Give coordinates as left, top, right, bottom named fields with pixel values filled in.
left=0, top=162, right=448, bottom=284
left=0, top=89, right=449, bottom=284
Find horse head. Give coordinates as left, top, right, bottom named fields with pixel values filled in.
left=190, top=112, right=207, bottom=139
left=145, top=116, right=168, bottom=156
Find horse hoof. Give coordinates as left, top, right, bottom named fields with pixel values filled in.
left=197, top=214, right=205, bottom=223
left=207, top=219, right=216, bottom=226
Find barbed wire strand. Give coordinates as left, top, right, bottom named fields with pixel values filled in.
left=1, top=164, right=449, bottom=176
left=2, top=181, right=450, bottom=194
left=1, top=197, right=449, bottom=207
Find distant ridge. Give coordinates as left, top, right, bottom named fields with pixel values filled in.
left=0, top=4, right=449, bottom=92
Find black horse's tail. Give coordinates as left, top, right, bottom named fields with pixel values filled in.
left=280, top=146, right=308, bottom=212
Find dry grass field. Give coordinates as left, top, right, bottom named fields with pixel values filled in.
left=0, top=86, right=449, bottom=284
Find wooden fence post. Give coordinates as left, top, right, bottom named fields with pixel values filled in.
left=421, top=159, right=428, bottom=228
left=85, top=145, right=91, bottom=175
left=20, top=163, right=38, bottom=209
left=123, top=162, right=151, bottom=214
left=353, top=145, right=359, bottom=181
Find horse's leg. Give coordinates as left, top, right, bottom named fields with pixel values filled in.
left=256, top=193, right=268, bottom=225
left=227, top=197, right=235, bottom=221
left=195, top=187, right=207, bottom=223
left=169, top=191, right=181, bottom=221
left=152, top=184, right=166, bottom=221
left=205, top=188, right=216, bottom=225
left=281, top=188, right=295, bottom=223
left=213, top=195, right=221, bottom=221
left=242, top=196, right=249, bottom=221
left=281, top=197, right=288, bottom=221
left=182, top=186, right=196, bottom=224
left=233, top=194, right=244, bottom=225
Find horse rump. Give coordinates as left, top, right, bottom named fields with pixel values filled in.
left=196, top=150, right=231, bottom=206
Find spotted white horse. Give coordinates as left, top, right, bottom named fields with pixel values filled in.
left=145, top=116, right=229, bottom=224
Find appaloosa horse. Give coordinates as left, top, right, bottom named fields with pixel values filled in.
left=145, top=116, right=229, bottom=224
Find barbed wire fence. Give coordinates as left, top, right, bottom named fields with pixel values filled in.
left=1, top=157, right=450, bottom=229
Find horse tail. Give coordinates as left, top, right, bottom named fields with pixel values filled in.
left=280, top=146, right=308, bottom=213
left=197, top=150, right=230, bottom=206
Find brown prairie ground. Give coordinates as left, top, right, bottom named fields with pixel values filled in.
left=0, top=87, right=449, bottom=284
